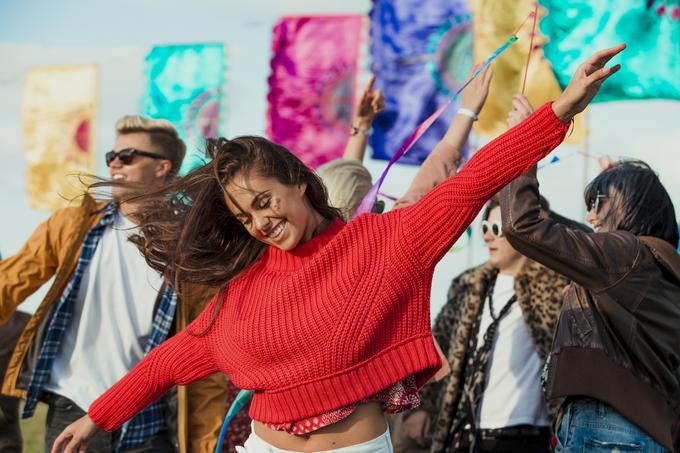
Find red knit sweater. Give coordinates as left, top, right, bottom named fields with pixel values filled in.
left=89, top=103, right=568, bottom=430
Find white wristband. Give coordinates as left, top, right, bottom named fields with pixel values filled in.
left=457, top=108, right=478, bottom=121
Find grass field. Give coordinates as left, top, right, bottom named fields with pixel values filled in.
left=19, top=401, right=47, bottom=453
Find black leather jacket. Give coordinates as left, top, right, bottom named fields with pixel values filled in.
left=500, top=167, right=680, bottom=449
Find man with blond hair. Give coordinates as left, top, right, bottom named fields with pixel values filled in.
left=0, top=115, right=227, bottom=452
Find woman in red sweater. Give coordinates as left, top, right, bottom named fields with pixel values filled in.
left=52, top=44, right=624, bottom=453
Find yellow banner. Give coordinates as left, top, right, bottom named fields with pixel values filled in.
left=22, top=65, right=97, bottom=211
left=470, top=0, right=585, bottom=144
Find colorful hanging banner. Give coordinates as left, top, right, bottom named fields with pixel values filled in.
left=141, top=43, right=225, bottom=174
left=468, top=0, right=585, bottom=144
left=266, top=15, right=364, bottom=169
left=369, top=0, right=473, bottom=165
left=354, top=36, right=517, bottom=217
left=22, top=65, right=97, bottom=212
left=540, top=0, right=680, bottom=102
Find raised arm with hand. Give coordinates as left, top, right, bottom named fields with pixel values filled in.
left=394, top=65, right=493, bottom=209
left=396, top=44, right=625, bottom=271
left=342, top=75, right=385, bottom=161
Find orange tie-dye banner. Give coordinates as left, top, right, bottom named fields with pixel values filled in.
left=469, top=0, right=585, bottom=144
left=22, top=65, right=97, bottom=211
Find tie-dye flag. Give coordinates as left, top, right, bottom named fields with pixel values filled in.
left=267, top=16, right=364, bottom=169
left=141, top=44, right=225, bottom=174
left=22, top=65, right=97, bottom=212
left=540, top=0, right=680, bottom=102
left=468, top=0, right=585, bottom=144
left=369, top=0, right=472, bottom=165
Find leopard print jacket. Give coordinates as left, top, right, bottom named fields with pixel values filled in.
left=420, top=259, right=568, bottom=453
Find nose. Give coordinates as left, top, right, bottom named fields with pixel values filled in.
left=252, top=212, right=271, bottom=233
left=483, top=230, right=494, bottom=243
left=586, top=209, right=598, bottom=226
left=108, top=155, right=123, bottom=169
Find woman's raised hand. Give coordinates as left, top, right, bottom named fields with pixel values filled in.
left=50, top=415, right=100, bottom=453
left=552, top=43, right=626, bottom=122
left=507, top=93, right=535, bottom=128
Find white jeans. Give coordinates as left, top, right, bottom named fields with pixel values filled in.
left=235, top=425, right=393, bottom=453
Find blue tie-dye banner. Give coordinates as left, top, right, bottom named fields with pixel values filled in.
left=540, top=0, right=680, bottom=102
left=141, top=43, right=225, bottom=174
left=369, top=0, right=472, bottom=165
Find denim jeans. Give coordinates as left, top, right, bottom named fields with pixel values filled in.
left=554, top=398, right=667, bottom=452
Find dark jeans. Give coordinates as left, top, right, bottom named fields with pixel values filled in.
left=455, top=425, right=551, bottom=453
left=44, top=393, right=175, bottom=453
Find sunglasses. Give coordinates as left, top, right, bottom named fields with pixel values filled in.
left=105, top=148, right=167, bottom=167
left=481, top=220, right=503, bottom=237
left=587, top=192, right=609, bottom=213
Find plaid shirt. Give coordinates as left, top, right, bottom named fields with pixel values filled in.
left=22, top=202, right=178, bottom=452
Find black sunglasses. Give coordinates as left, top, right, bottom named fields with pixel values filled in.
left=105, top=148, right=167, bottom=167
left=587, top=192, right=609, bottom=213
left=481, top=220, right=503, bottom=237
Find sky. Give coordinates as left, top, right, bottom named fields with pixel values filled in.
left=2, top=0, right=679, bottom=316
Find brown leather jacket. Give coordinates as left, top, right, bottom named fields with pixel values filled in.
left=500, top=167, right=680, bottom=449
left=0, top=195, right=228, bottom=452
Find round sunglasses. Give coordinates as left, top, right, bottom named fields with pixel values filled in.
left=105, top=148, right=167, bottom=167
left=481, top=220, right=503, bottom=237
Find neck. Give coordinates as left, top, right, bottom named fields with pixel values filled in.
left=300, top=207, right=329, bottom=244
left=497, top=256, right=528, bottom=277
left=117, top=200, right=139, bottom=224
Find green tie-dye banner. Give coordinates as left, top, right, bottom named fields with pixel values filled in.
left=141, top=43, right=225, bottom=174
left=540, top=0, right=680, bottom=102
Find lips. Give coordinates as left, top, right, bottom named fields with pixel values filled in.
left=111, top=173, right=127, bottom=181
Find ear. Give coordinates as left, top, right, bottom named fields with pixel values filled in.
left=155, top=159, right=173, bottom=179
left=297, top=181, right=307, bottom=196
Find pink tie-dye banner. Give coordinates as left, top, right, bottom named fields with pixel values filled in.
left=267, top=15, right=364, bottom=169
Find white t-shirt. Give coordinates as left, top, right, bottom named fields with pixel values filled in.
left=475, top=273, right=550, bottom=428
left=46, top=212, right=163, bottom=411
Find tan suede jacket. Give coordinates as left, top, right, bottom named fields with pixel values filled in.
left=0, top=194, right=228, bottom=452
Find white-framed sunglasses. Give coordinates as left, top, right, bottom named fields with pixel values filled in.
left=587, top=192, right=609, bottom=213
left=481, top=220, right=503, bottom=237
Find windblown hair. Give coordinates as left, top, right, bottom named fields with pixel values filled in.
left=115, top=115, right=186, bottom=178
left=118, top=136, right=340, bottom=291
left=584, top=160, right=678, bottom=248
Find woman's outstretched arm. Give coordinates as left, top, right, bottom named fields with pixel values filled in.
left=50, top=296, right=222, bottom=452
left=396, top=44, right=626, bottom=270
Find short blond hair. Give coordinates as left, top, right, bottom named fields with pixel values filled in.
left=115, top=115, right=186, bottom=178
left=317, top=159, right=373, bottom=221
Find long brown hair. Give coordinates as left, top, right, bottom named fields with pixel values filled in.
left=110, top=136, right=340, bottom=292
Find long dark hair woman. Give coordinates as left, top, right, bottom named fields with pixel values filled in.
left=52, top=44, right=625, bottom=453
left=500, top=157, right=680, bottom=452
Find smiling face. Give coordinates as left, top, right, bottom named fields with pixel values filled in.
left=223, top=171, right=324, bottom=251
left=108, top=132, right=172, bottom=200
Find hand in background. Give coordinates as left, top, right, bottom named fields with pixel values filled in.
left=507, top=94, right=535, bottom=128
left=460, top=64, right=493, bottom=114
left=353, top=75, right=385, bottom=128
left=403, top=410, right=432, bottom=447
left=552, top=43, right=626, bottom=122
